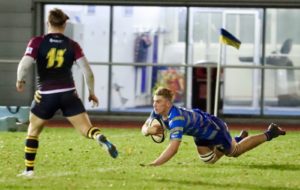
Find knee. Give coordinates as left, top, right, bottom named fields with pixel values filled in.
left=199, top=151, right=218, bottom=164
left=227, top=145, right=241, bottom=157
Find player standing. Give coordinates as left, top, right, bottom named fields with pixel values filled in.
left=141, top=87, right=286, bottom=166
left=16, top=8, right=118, bottom=177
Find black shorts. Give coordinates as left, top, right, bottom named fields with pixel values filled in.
left=193, top=116, right=233, bottom=155
left=31, top=90, right=86, bottom=120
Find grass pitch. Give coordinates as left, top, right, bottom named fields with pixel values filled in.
left=0, top=127, right=299, bottom=190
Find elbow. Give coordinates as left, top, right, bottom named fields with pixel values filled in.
left=87, top=73, right=94, bottom=83
left=89, top=72, right=95, bottom=80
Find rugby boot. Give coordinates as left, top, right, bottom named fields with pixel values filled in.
left=17, top=170, right=34, bottom=178
left=98, top=135, right=118, bottom=158
left=264, top=123, right=286, bottom=141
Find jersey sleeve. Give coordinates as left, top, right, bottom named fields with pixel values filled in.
left=169, top=115, right=185, bottom=141
left=73, top=41, right=85, bottom=60
left=24, top=36, right=43, bottom=59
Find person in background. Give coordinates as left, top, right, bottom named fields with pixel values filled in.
left=141, top=87, right=286, bottom=166
left=16, top=8, right=118, bottom=177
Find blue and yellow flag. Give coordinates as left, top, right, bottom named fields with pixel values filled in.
left=219, top=28, right=241, bottom=49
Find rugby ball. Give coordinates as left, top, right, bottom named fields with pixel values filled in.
left=148, top=118, right=165, bottom=143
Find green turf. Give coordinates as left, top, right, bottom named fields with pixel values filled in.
left=0, top=127, right=299, bottom=190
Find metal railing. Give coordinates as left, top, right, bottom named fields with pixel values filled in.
left=2, top=58, right=299, bottom=115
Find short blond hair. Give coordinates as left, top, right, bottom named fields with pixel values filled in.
left=154, top=87, right=174, bottom=102
left=48, top=8, right=69, bottom=27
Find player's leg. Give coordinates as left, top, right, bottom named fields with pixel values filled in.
left=17, top=112, right=46, bottom=177
left=196, top=116, right=236, bottom=164
left=228, top=123, right=286, bottom=157
left=59, top=90, right=99, bottom=137
left=196, top=145, right=224, bottom=164
left=18, top=93, right=59, bottom=177
left=18, top=92, right=71, bottom=177
left=228, top=133, right=266, bottom=157
left=67, top=113, right=118, bottom=158
left=60, top=91, right=118, bottom=158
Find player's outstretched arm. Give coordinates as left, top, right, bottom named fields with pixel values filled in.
left=149, top=140, right=181, bottom=166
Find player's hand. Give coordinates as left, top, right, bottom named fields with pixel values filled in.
left=34, top=90, right=42, bottom=103
left=147, top=125, right=164, bottom=135
left=88, top=94, right=99, bottom=108
left=16, top=80, right=25, bottom=92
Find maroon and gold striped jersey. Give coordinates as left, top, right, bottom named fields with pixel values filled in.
left=24, top=33, right=84, bottom=91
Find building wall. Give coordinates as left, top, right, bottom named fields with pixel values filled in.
left=0, top=0, right=34, bottom=106
left=0, top=0, right=32, bottom=58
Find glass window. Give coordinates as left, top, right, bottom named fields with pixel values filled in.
left=264, top=9, right=300, bottom=115
left=188, top=8, right=263, bottom=115
left=223, top=11, right=262, bottom=115
left=40, top=5, right=300, bottom=117
left=276, top=10, right=300, bottom=44
left=111, top=6, right=187, bottom=112
left=192, top=11, right=222, bottom=44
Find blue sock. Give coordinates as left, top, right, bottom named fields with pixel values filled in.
left=234, top=136, right=243, bottom=143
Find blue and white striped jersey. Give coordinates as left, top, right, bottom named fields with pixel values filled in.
left=150, top=105, right=225, bottom=141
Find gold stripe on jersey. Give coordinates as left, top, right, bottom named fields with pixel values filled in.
left=170, top=127, right=183, bottom=134
left=172, top=116, right=185, bottom=121
left=207, top=130, right=218, bottom=140
left=169, top=116, right=185, bottom=126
